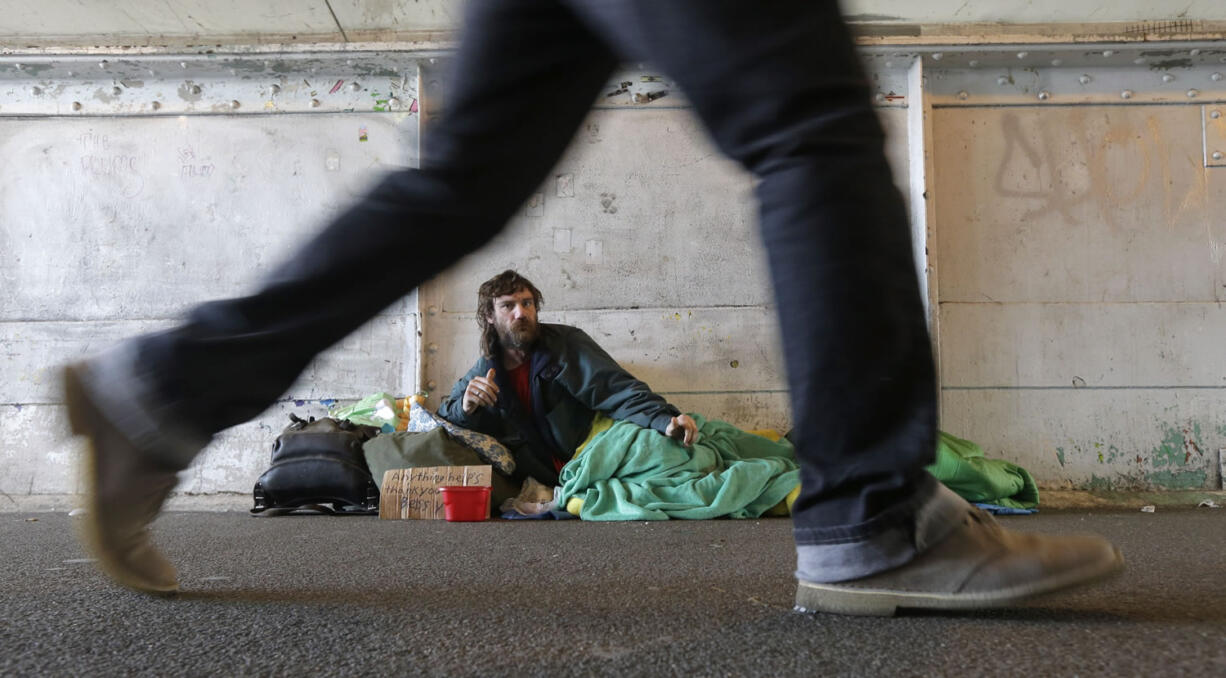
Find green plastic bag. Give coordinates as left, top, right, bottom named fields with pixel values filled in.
left=330, top=392, right=398, bottom=428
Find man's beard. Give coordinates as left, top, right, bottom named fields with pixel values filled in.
left=497, top=318, right=538, bottom=352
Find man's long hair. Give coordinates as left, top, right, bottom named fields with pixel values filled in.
left=476, top=270, right=544, bottom=359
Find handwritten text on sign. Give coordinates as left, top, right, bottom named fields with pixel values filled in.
left=379, top=465, right=491, bottom=520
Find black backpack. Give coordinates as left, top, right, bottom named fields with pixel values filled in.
left=251, top=414, right=381, bottom=515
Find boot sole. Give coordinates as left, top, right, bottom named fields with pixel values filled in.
left=64, top=364, right=179, bottom=595
left=795, top=547, right=1125, bottom=617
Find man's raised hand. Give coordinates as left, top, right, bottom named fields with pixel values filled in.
left=462, top=368, right=500, bottom=414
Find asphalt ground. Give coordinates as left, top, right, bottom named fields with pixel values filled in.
left=2, top=510, right=1224, bottom=677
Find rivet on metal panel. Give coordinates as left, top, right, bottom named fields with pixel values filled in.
left=874, top=92, right=885, bottom=103
left=112, top=86, right=122, bottom=96
left=1016, top=51, right=1028, bottom=59
left=996, top=76, right=1009, bottom=86
left=1102, top=50, right=1114, bottom=57
left=310, top=99, right=321, bottom=107
left=179, top=61, right=187, bottom=69
left=427, top=343, right=439, bottom=353
left=1051, top=58, right=1062, bottom=66
left=957, top=91, right=968, bottom=100
left=1038, top=91, right=1051, bottom=101
left=71, top=101, right=82, bottom=111
left=98, top=60, right=108, bottom=69
left=1212, top=111, right=1222, bottom=119
left=230, top=100, right=240, bottom=109
left=190, top=84, right=202, bottom=95
left=146, top=69, right=155, bottom=76
left=151, top=101, right=161, bottom=111
left=427, top=380, right=437, bottom=390
left=1214, top=152, right=1224, bottom=161
left=66, top=70, right=75, bottom=77
left=1134, top=57, right=1147, bottom=65
left=427, top=305, right=439, bottom=316
left=1121, top=90, right=1134, bottom=99
left=14, top=63, right=23, bottom=70
left=349, top=82, right=361, bottom=92
left=1191, top=48, right=1202, bottom=56
left=884, top=61, right=893, bottom=68
left=968, top=59, right=979, bottom=67
left=931, top=52, right=943, bottom=61
left=389, top=97, right=401, bottom=108
left=1212, top=73, right=1224, bottom=82
left=1162, top=73, right=1176, bottom=83
left=1188, top=89, right=1200, bottom=98
left=1079, top=74, right=1092, bottom=85
left=30, top=86, right=41, bottom=95
left=270, top=84, right=281, bottom=95
left=429, top=58, right=437, bottom=64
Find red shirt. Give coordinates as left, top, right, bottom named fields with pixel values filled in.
left=507, top=362, right=567, bottom=473
left=507, top=362, right=532, bottom=416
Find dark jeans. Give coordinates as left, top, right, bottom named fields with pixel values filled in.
left=134, top=0, right=937, bottom=542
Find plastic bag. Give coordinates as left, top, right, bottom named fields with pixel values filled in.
left=499, top=477, right=557, bottom=517
left=330, top=392, right=399, bottom=429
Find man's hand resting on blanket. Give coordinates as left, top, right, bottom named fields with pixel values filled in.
left=666, top=414, right=698, bottom=447
left=462, top=368, right=500, bottom=414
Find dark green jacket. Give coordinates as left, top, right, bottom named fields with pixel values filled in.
left=437, top=323, right=680, bottom=486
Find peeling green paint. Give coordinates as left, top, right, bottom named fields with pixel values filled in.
left=1145, top=469, right=1208, bottom=489
left=1151, top=424, right=1204, bottom=468
left=1086, top=475, right=1113, bottom=491
left=1055, top=447, right=1066, bottom=467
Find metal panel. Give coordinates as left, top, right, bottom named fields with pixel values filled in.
left=940, top=303, right=1226, bottom=388
left=0, top=53, right=421, bottom=116
left=0, top=113, right=417, bottom=321
left=1207, top=104, right=1226, bottom=166
left=934, top=105, right=1223, bottom=304
left=941, top=389, right=1226, bottom=490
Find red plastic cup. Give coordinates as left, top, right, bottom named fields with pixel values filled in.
left=438, top=485, right=491, bottom=522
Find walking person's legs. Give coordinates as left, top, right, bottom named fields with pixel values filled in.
left=569, top=0, right=1122, bottom=614
left=66, top=0, right=620, bottom=593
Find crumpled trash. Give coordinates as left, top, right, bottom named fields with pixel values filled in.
left=330, top=392, right=399, bottom=429
left=500, top=478, right=558, bottom=517
left=68, top=508, right=87, bottom=517
left=1197, top=499, right=1221, bottom=509
left=1140, top=505, right=1156, bottom=513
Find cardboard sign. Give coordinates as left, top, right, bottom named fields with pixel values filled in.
left=379, top=465, right=492, bottom=520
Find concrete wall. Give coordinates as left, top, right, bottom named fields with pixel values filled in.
left=3, top=6, right=1226, bottom=506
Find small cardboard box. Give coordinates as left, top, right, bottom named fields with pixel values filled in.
left=379, top=465, right=492, bottom=520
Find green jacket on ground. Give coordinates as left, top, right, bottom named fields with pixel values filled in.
left=437, top=323, right=681, bottom=486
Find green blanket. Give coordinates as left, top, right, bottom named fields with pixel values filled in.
left=557, top=419, right=1038, bottom=520
left=926, top=431, right=1040, bottom=510
left=557, top=414, right=799, bottom=521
